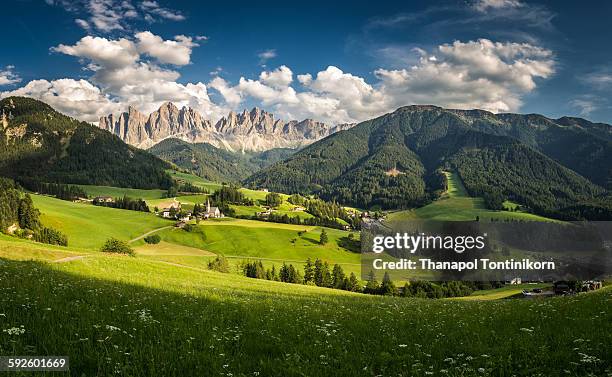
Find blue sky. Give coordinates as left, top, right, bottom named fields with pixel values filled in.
left=1, top=0, right=611, bottom=124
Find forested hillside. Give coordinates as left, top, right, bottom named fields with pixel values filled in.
left=245, top=106, right=612, bottom=220
left=149, top=138, right=294, bottom=183
left=0, top=97, right=172, bottom=189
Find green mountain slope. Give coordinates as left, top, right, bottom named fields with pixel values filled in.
left=149, top=138, right=294, bottom=183
left=245, top=106, right=611, bottom=220
left=0, top=97, right=172, bottom=189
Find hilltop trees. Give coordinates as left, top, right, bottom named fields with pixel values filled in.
left=265, top=192, right=282, bottom=208
left=210, top=185, right=252, bottom=205
left=18, top=194, right=40, bottom=230
left=93, top=195, right=150, bottom=212
left=239, top=254, right=475, bottom=299
left=0, top=178, right=68, bottom=246
left=18, top=180, right=87, bottom=201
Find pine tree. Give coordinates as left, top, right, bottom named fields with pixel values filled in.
left=313, top=258, right=324, bottom=286
left=331, top=264, right=345, bottom=289
left=322, top=261, right=332, bottom=287
left=319, top=229, right=328, bottom=245
left=18, top=194, right=40, bottom=230
left=346, top=272, right=361, bottom=292
left=380, top=272, right=398, bottom=296
left=363, top=270, right=380, bottom=295
left=304, top=258, right=314, bottom=283
left=271, top=265, right=279, bottom=281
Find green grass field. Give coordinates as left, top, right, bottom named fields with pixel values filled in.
left=77, top=185, right=167, bottom=200
left=0, top=241, right=609, bottom=376
left=168, top=170, right=273, bottom=202
left=153, top=219, right=361, bottom=273
left=3, top=175, right=611, bottom=375
left=455, top=283, right=552, bottom=300
left=31, top=194, right=172, bottom=249
left=388, top=171, right=556, bottom=222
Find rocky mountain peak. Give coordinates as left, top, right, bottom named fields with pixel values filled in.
left=99, top=102, right=354, bottom=151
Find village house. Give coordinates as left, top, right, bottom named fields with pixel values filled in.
left=161, top=201, right=182, bottom=218
left=93, top=196, right=114, bottom=203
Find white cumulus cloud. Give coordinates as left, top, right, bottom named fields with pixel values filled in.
left=211, top=39, right=554, bottom=124
left=135, top=31, right=197, bottom=66
left=0, top=66, right=21, bottom=86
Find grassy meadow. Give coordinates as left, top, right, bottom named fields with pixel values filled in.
left=456, top=283, right=552, bottom=301
left=0, top=242, right=610, bottom=376
left=31, top=194, right=172, bottom=249
left=77, top=185, right=167, bottom=200
left=3, top=173, right=609, bottom=376
left=388, top=171, right=556, bottom=222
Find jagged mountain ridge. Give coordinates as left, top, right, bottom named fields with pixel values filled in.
left=99, top=103, right=353, bottom=151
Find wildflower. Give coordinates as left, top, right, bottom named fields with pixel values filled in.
left=399, top=344, right=408, bottom=348
left=3, top=326, right=25, bottom=335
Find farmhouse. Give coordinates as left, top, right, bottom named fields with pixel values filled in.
left=161, top=201, right=182, bottom=218
left=94, top=196, right=114, bottom=203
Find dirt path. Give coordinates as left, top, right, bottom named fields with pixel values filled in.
left=129, top=226, right=173, bottom=243
left=149, top=259, right=209, bottom=272
left=53, top=255, right=87, bottom=263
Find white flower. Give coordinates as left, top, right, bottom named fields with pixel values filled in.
left=3, top=326, right=25, bottom=335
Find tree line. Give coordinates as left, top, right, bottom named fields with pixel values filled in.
left=238, top=254, right=487, bottom=299
left=0, top=178, right=68, bottom=246
left=18, top=179, right=88, bottom=201
left=93, top=195, right=150, bottom=212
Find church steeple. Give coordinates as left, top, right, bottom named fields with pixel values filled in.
left=207, top=199, right=211, bottom=213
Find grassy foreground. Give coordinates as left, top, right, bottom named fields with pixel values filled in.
left=0, top=241, right=610, bottom=377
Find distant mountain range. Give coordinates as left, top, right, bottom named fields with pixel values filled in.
left=99, top=103, right=354, bottom=151
left=246, top=105, right=612, bottom=220
left=2, top=96, right=611, bottom=220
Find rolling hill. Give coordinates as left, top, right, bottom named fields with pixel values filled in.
left=0, top=97, right=172, bottom=189
left=245, top=105, right=612, bottom=220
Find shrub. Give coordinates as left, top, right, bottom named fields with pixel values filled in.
left=101, top=238, right=134, bottom=255
left=183, top=224, right=197, bottom=232
left=207, top=256, right=230, bottom=273
left=144, top=234, right=161, bottom=244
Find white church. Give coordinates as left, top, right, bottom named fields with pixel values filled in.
left=203, top=199, right=223, bottom=219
